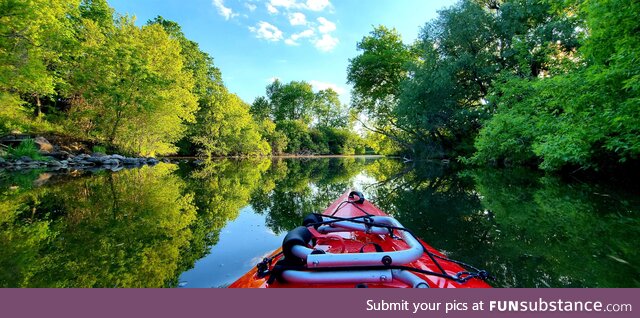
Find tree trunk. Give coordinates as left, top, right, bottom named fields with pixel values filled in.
left=34, top=94, right=42, bottom=118
left=108, top=111, right=123, bottom=146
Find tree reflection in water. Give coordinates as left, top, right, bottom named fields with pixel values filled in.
left=0, top=158, right=637, bottom=287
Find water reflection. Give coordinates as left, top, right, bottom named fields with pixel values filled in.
left=366, top=162, right=640, bottom=288
left=0, top=158, right=638, bottom=287
left=0, top=164, right=196, bottom=287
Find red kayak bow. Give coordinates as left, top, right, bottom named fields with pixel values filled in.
left=229, top=190, right=491, bottom=288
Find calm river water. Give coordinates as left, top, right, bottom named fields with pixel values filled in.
left=1, top=157, right=638, bottom=287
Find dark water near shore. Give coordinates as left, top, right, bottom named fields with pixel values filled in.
left=1, top=158, right=638, bottom=287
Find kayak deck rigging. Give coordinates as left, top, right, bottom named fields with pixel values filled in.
left=229, top=190, right=491, bottom=288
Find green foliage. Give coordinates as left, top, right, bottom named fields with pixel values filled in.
left=252, top=79, right=363, bottom=155
left=92, top=145, right=107, bottom=154
left=4, top=139, right=47, bottom=161
left=0, top=164, right=198, bottom=287
left=473, top=0, right=640, bottom=171
left=191, top=93, right=270, bottom=157
left=0, top=93, right=28, bottom=134
left=68, top=18, right=198, bottom=156
left=346, top=26, right=417, bottom=154
left=348, top=1, right=586, bottom=162
left=0, top=0, right=78, bottom=100
left=365, top=160, right=640, bottom=287
left=315, top=127, right=365, bottom=155
left=0, top=4, right=268, bottom=158
left=268, top=80, right=316, bottom=123
left=147, top=16, right=267, bottom=158
left=396, top=1, right=496, bottom=157
left=250, top=96, right=272, bottom=122
left=257, top=119, right=288, bottom=155
left=276, top=120, right=314, bottom=154
left=347, top=25, right=414, bottom=118
left=314, top=89, right=350, bottom=128
left=251, top=158, right=368, bottom=234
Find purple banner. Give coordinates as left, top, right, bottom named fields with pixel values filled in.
left=0, top=289, right=636, bottom=318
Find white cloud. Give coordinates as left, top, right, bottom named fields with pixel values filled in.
left=306, top=0, right=330, bottom=11
left=249, top=22, right=284, bottom=42
left=309, top=80, right=346, bottom=95
left=269, top=0, right=331, bottom=12
left=288, top=12, right=307, bottom=26
left=270, top=0, right=298, bottom=9
left=285, top=28, right=315, bottom=46
left=317, top=17, right=336, bottom=33
left=292, top=29, right=315, bottom=40
left=267, top=4, right=279, bottom=14
left=267, top=77, right=281, bottom=83
left=212, top=0, right=237, bottom=20
left=314, top=33, right=339, bottom=52
left=244, top=3, right=257, bottom=12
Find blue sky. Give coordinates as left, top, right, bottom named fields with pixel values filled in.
left=107, top=0, right=457, bottom=105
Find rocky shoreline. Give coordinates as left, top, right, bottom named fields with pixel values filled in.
left=0, top=135, right=165, bottom=172
left=0, top=152, right=160, bottom=172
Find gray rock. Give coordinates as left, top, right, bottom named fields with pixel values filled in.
left=109, top=166, right=124, bottom=172
left=91, top=152, right=107, bottom=158
left=86, top=155, right=108, bottom=163
left=20, top=156, right=33, bottom=162
left=47, top=160, right=63, bottom=167
left=110, top=154, right=126, bottom=160
left=0, top=157, right=5, bottom=165
left=46, top=151, right=70, bottom=160
left=102, top=159, right=120, bottom=166
left=123, top=158, right=141, bottom=165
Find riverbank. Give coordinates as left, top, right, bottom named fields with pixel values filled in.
left=0, top=134, right=387, bottom=172
left=0, top=153, right=159, bottom=172
left=0, top=135, right=161, bottom=172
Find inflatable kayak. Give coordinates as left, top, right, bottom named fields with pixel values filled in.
left=229, top=190, right=491, bottom=288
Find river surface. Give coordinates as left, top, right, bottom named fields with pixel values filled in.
left=1, top=157, right=638, bottom=287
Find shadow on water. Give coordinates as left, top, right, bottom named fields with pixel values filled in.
left=365, top=161, right=640, bottom=288
left=0, top=158, right=638, bottom=287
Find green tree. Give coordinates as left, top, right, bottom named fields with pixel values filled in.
left=68, top=17, right=198, bottom=155
left=0, top=0, right=79, bottom=128
left=268, top=80, right=316, bottom=123
left=250, top=96, right=272, bottom=122
left=396, top=1, right=497, bottom=157
left=256, top=118, right=288, bottom=155
left=346, top=25, right=417, bottom=153
left=276, top=120, right=313, bottom=154
left=313, top=89, right=349, bottom=128
left=472, top=0, right=639, bottom=171
left=191, top=92, right=270, bottom=157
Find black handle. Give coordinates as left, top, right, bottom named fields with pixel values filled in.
left=348, top=191, right=365, bottom=204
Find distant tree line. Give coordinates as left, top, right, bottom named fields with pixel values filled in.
left=250, top=79, right=366, bottom=155
left=347, top=0, right=639, bottom=172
